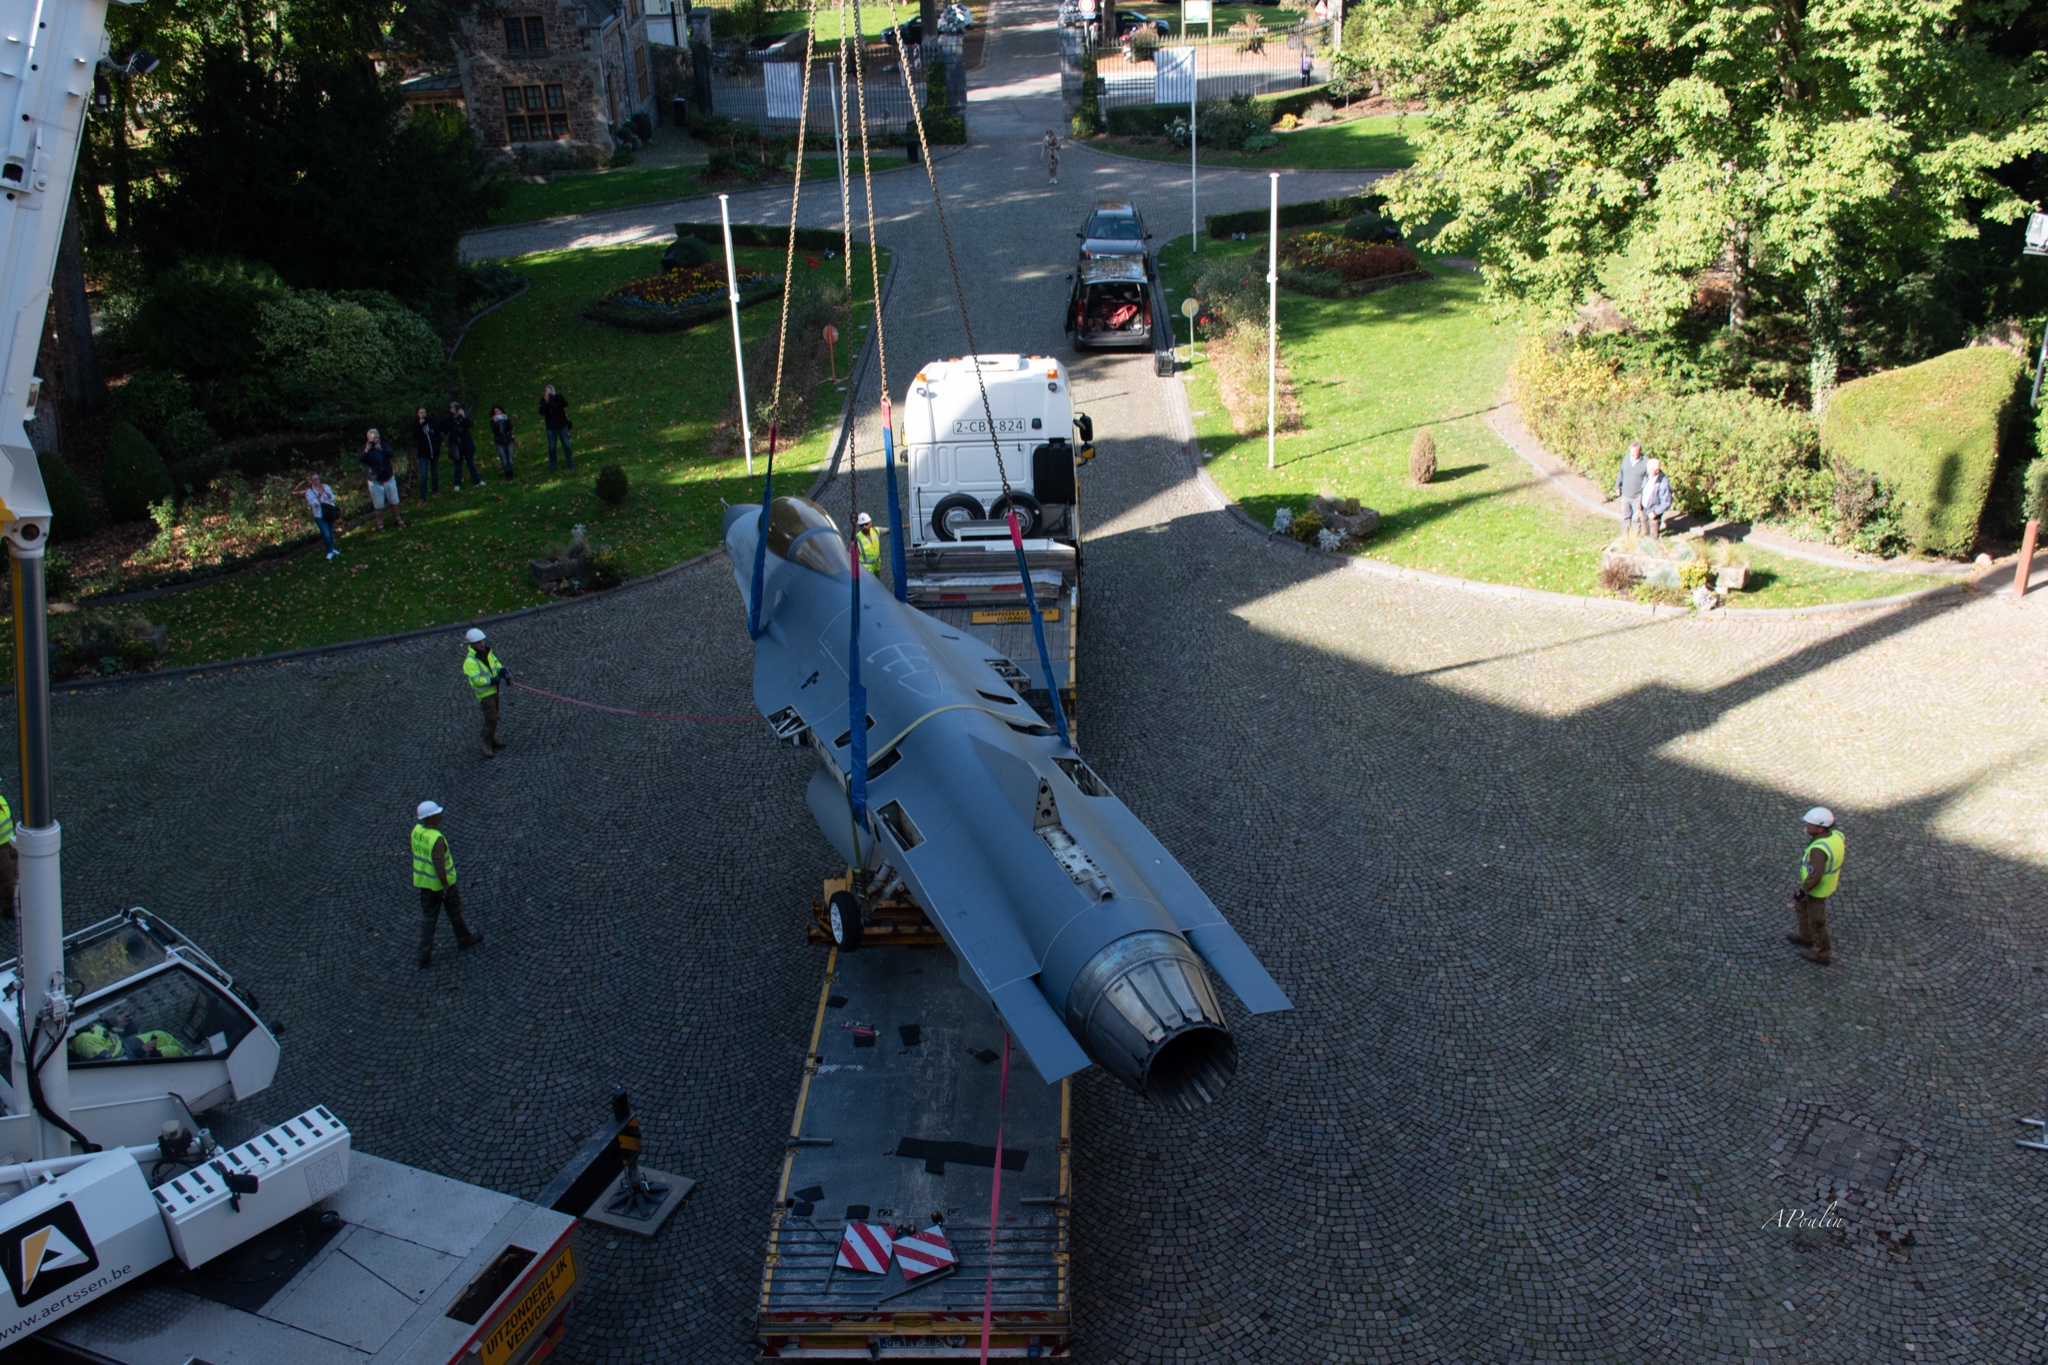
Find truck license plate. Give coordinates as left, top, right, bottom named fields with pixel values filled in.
left=972, top=608, right=1059, bottom=624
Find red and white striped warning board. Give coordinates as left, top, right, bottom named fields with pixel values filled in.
left=835, top=1222, right=895, bottom=1275
left=893, top=1225, right=957, bottom=1280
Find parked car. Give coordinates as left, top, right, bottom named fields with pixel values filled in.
left=880, top=16, right=924, bottom=50
left=1077, top=201, right=1151, bottom=263
left=1114, top=10, right=1172, bottom=38
left=1066, top=256, right=1156, bottom=352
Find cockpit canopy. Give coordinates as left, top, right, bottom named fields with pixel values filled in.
left=767, top=496, right=849, bottom=577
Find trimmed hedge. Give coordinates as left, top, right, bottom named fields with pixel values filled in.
left=672, top=221, right=845, bottom=251
left=1206, top=193, right=1381, bottom=239
left=37, top=450, right=93, bottom=544
left=1107, top=84, right=1333, bottom=138
left=102, top=421, right=174, bottom=525
left=1820, top=346, right=2023, bottom=557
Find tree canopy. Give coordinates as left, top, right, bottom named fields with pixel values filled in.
left=1366, top=0, right=2048, bottom=408
left=132, top=48, right=500, bottom=307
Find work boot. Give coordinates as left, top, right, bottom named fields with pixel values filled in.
left=418, top=953, right=433, bottom=969
left=1785, top=933, right=1812, bottom=946
left=458, top=931, right=485, bottom=951
left=493, top=737, right=508, bottom=751
left=481, top=744, right=495, bottom=760
left=1800, top=948, right=1831, bottom=965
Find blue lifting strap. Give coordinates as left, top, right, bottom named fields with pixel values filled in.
left=1007, top=512, right=1071, bottom=749
left=847, top=539, right=870, bottom=825
left=882, top=419, right=909, bottom=604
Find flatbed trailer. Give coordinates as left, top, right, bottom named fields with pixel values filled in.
left=756, top=945, right=1071, bottom=1359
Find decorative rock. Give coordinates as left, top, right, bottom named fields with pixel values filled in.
left=1312, top=495, right=1381, bottom=543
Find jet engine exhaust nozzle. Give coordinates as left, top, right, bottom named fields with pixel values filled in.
left=1064, top=931, right=1238, bottom=1112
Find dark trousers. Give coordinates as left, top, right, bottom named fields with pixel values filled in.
left=480, top=693, right=502, bottom=756
left=418, top=456, right=440, bottom=496
left=0, top=843, right=15, bottom=918
left=547, top=428, right=573, bottom=470
left=496, top=440, right=516, bottom=478
left=451, top=446, right=481, bottom=488
left=419, top=886, right=475, bottom=961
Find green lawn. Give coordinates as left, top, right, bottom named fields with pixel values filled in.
left=491, top=156, right=877, bottom=225
left=120, top=241, right=882, bottom=668
left=761, top=3, right=914, bottom=37
left=1098, top=114, right=1418, bottom=170
left=1157, top=235, right=1943, bottom=609
left=1122, top=2, right=1300, bottom=35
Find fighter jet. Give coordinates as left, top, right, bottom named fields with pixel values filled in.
left=725, top=496, right=1291, bottom=1111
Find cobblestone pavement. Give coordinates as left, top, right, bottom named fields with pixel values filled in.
left=24, top=1, right=2048, bottom=1361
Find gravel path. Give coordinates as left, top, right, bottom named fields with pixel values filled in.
left=28, top=2, right=2048, bottom=1361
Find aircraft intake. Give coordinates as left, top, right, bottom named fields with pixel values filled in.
left=1061, top=931, right=1238, bottom=1112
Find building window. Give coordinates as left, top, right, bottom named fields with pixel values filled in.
left=503, top=16, right=546, bottom=53
left=503, top=85, right=569, bottom=141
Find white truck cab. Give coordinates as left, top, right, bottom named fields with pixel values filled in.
left=899, top=354, right=1093, bottom=544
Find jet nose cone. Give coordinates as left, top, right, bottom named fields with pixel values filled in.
left=1063, top=930, right=1238, bottom=1112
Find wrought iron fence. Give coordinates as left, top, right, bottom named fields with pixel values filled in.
left=706, top=36, right=940, bottom=135
left=1063, top=19, right=1334, bottom=112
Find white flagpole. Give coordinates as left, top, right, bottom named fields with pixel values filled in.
left=720, top=194, right=755, bottom=476
left=1266, top=173, right=1277, bottom=470
left=1189, top=48, right=1199, bottom=253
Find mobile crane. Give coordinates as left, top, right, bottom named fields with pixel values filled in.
left=0, top=4, right=579, bottom=1360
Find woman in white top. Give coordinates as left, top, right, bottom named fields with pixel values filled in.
left=304, top=472, right=341, bottom=560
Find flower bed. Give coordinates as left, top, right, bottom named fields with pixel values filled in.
left=1280, top=232, right=1417, bottom=282
left=585, top=265, right=784, bottom=333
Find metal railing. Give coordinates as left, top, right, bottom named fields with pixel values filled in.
left=706, top=35, right=945, bottom=135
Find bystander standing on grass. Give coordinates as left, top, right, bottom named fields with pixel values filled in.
left=411, top=407, right=443, bottom=498
left=540, top=384, right=575, bottom=471
left=447, top=401, right=482, bottom=490
left=303, top=472, right=342, bottom=560
left=490, top=405, right=516, bottom=481
left=358, top=428, right=408, bottom=532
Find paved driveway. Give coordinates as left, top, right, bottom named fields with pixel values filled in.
left=26, top=1, right=2048, bottom=1360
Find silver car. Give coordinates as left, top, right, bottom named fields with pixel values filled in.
left=1077, top=201, right=1151, bottom=263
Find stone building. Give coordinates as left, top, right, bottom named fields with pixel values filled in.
left=454, top=0, right=658, bottom=165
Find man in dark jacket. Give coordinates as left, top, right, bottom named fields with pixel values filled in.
left=447, top=401, right=482, bottom=490
left=412, top=407, right=442, bottom=497
left=540, top=384, right=574, bottom=472
left=358, top=428, right=407, bottom=531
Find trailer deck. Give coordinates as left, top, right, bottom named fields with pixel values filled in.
left=757, top=946, right=1070, bottom=1360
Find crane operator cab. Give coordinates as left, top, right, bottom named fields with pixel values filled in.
left=0, top=909, right=279, bottom=1154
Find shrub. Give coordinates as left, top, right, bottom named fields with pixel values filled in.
left=1128, top=27, right=1159, bottom=60
left=112, top=369, right=194, bottom=431
left=921, top=111, right=968, bottom=145
left=1281, top=232, right=1417, bottom=282
left=1597, top=557, right=1637, bottom=594
left=117, top=638, right=158, bottom=671
left=1678, top=558, right=1712, bottom=591
left=102, top=422, right=175, bottom=524
left=662, top=233, right=714, bottom=271
left=1409, top=427, right=1436, bottom=485
left=1819, top=346, right=2024, bottom=557
left=1290, top=509, right=1325, bottom=543
left=584, top=548, right=627, bottom=589
left=1206, top=193, right=1384, bottom=239
left=595, top=464, right=630, bottom=505
left=2022, top=455, right=2048, bottom=527
left=258, top=288, right=444, bottom=425
left=1278, top=265, right=1343, bottom=296
left=1303, top=100, right=1336, bottom=125
left=1341, top=209, right=1400, bottom=243
left=37, top=451, right=93, bottom=544
left=129, top=257, right=287, bottom=383
left=1277, top=113, right=1300, bottom=131
left=1072, top=52, right=1103, bottom=137
left=159, top=409, right=219, bottom=462
left=1243, top=132, right=1281, bottom=152
left=1515, top=338, right=1830, bottom=528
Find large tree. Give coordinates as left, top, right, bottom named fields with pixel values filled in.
left=1369, top=0, right=2048, bottom=411
left=133, top=47, right=501, bottom=307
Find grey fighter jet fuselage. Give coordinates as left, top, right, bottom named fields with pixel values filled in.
left=725, top=496, right=1290, bottom=1110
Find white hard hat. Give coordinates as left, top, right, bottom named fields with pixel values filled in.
left=417, top=800, right=444, bottom=820
left=1803, top=806, right=1834, bottom=828
left=464, top=628, right=487, bottom=643
left=856, top=512, right=873, bottom=526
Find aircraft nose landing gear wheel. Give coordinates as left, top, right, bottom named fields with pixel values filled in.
left=827, top=890, right=865, bottom=952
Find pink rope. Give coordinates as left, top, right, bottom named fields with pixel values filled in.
left=979, top=1031, right=1011, bottom=1363
left=507, top=680, right=755, bottom=723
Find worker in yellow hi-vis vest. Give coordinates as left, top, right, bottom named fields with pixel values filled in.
left=0, top=790, right=14, bottom=920
left=854, top=512, right=884, bottom=579
left=462, top=627, right=510, bottom=760
left=1787, top=806, right=1845, bottom=966
left=412, top=800, right=483, bottom=969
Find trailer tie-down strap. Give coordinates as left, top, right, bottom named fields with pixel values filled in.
left=979, top=1031, right=1011, bottom=1364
